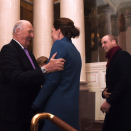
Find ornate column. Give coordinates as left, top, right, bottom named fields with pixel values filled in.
left=98, top=5, right=113, bottom=36
left=60, top=0, right=86, bottom=83
left=117, top=13, right=126, bottom=51
left=0, top=0, right=20, bottom=50
left=124, top=6, right=131, bottom=53
left=33, top=0, right=54, bottom=59
left=98, top=5, right=113, bottom=62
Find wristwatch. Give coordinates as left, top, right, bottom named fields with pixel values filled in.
left=41, top=66, right=46, bottom=74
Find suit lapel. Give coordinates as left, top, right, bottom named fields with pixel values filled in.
left=11, top=39, right=34, bottom=69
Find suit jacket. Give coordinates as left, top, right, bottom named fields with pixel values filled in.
left=0, top=39, right=44, bottom=123
left=102, top=49, right=131, bottom=131
left=33, top=37, right=82, bottom=131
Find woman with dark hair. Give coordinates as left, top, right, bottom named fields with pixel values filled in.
left=32, top=18, right=82, bottom=131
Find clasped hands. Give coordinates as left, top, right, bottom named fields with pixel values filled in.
left=100, top=88, right=111, bottom=113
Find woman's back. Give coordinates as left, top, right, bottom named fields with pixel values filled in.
left=43, top=37, right=81, bottom=131
left=33, top=17, right=81, bottom=131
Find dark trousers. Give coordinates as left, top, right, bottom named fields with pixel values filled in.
left=0, top=120, right=30, bottom=131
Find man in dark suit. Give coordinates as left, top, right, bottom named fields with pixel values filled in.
left=100, top=35, right=131, bottom=131
left=0, top=20, right=65, bottom=131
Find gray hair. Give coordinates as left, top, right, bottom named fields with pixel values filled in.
left=13, top=20, right=24, bottom=34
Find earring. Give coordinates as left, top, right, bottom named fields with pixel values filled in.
left=58, top=34, right=60, bottom=38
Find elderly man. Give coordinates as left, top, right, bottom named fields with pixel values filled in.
left=0, top=20, right=65, bottom=131
left=100, top=35, right=131, bottom=131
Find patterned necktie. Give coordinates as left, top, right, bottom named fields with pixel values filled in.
left=24, top=48, right=36, bottom=69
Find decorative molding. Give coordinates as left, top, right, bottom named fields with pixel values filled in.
left=103, top=0, right=119, bottom=9
left=101, top=0, right=131, bottom=13
left=86, top=70, right=100, bottom=87
left=54, top=0, right=60, bottom=2
left=54, top=0, right=60, bottom=4
left=86, top=62, right=106, bottom=71
left=80, top=81, right=88, bottom=91
left=100, top=70, right=106, bottom=88
left=20, top=0, right=33, bottom=11
left=85, top=62, right=106, bottom=120
left=21, top=0, right=60, bottom=6
left=97, top=0, right=107, bottom=7
left=117, top=1, right=131, bottom=11
left=21, top=0, right=33, bottom=6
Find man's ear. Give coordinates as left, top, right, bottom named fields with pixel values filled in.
left=112, top=40, right=117, bottom=45
left=15, top=28, right=20, bottom=35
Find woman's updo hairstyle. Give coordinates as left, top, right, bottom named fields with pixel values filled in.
left=53, top=17, right=80, bottom=40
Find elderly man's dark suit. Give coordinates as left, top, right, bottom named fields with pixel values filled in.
left=102, top=49, right=131, bottom=131
left=0, top=39, right=44, bottom=130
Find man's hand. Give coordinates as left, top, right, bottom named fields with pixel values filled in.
left=100, top=100, right=111, bottom=113
left=103, top=88, right=111, bottom=99
left=44, top=52, right=66, bottom=73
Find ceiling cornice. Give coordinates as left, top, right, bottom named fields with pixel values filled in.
left=21, top=0, right=60, bottom=6
left=103, top=0, right=119, bottom=13
left=21, top=0, right=33, bottom=5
